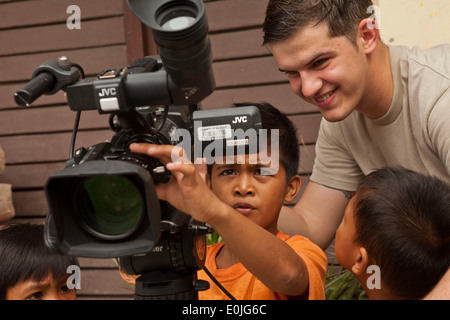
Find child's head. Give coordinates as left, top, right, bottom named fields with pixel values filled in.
left=207, top=102, right=300, bottom=180
left=335, top=167, right=450, bottom=299
left=207, top=102, right=301, bottom=233
left=0, top=223, right=79, bottom=300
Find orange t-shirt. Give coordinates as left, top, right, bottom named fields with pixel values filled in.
left=197, top=231, right=327, bottom=300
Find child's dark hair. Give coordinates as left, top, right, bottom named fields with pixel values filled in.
left=207, top=102, right=299, bottom=181
left=0, top=223, right=79, bottom=299
left=353, top=167, right=450, bottom=299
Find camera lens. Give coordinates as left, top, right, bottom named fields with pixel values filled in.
left=77, top=175, right=144, bottom=240
left=160, top=14, right=196, bottom=31
left=156, top=2, right=198, bottom=32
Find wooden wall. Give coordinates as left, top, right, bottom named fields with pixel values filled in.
left=0, top=0, right=321, bottom=299
left=0, top=0, right=135, bottom=300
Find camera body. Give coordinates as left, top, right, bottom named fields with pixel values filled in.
left=44, top=99, right=262, bottom=259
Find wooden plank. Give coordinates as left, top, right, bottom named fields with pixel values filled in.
left=0, top=0, right=124, bottom=30
left=205, top=0, right=269, bottom=33
left=0, top=130, right=112, bottom=164
left=290, top=114, right=322, bottom=144
left=0, top=107, right=107, bottom=136
left=0, top=17, right=125, bottom=56
left=11, top=190, right=48, bottom=217
left=77, top=268, right=134, bottom=297
left=1, top=162, right=66, bottom=189
left=202, top=83, right=317, bottom=115
left=0, top=45, right=127, bottom=82
left=79, top=257, right=119, bottom=268
left=213, top=56, right=285, bottom=88
left=210, top=28, right=268, bottom=61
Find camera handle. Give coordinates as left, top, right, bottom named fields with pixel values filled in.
left=14, top=56, right=81, bottom=107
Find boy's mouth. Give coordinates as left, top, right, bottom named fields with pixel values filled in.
left=233, top=202, right=255, bottom=215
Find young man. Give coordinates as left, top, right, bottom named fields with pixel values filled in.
left=262, top=0, right=450, bottom=298
left=335, top=167, right=450, bottom=300
left=129, top=103, right=327, bottom=299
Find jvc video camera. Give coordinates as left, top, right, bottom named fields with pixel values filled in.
left=15, top=0, right=263, bottom=277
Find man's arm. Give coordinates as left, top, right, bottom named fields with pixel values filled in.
left=278, top=181, right=350, bottom=250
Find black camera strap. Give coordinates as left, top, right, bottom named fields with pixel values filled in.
left=202, top=266, right=236, bottom=300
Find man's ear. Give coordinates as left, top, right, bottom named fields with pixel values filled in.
left=357, top=18, right=379, bottom=54
left=351, top=247, right=371, bottom=276
left=284, top=175, right=302, bottom=203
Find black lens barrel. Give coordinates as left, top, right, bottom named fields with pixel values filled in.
left=126, top=0, right=215, bottom=97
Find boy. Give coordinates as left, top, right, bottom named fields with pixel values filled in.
left=0, top=223, right=79, bottom=300
left=129, top=102, right=327, bottom=299
left=335, top=167, right=450, bottom=299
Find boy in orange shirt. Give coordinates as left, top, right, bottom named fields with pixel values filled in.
left=130, top=102, right=327, bottom=299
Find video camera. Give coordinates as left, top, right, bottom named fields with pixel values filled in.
left=15, top=0, right=262, bottom=299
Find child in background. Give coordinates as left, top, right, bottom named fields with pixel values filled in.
left=129, top=102, right=327, bottom=299
left=0, top=223, right=79, bottom=300
left=335, top=167, right=450, bottom=299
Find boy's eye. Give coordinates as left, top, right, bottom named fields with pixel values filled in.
left=61, top=285, right=71, bottom=293
left=220, top=169, right=236, bottom=176
left=26, top=291, right=44, bottom=300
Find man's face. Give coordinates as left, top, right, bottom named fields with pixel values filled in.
left=269, top=22, right=370, bottom=122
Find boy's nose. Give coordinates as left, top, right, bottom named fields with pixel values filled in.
left=233, top=174, right=255, bottom=196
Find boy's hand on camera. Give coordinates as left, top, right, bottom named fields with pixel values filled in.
left=130, top=143, right=222, bottom=223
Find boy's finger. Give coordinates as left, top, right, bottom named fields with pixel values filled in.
left=130, top=143, right=189, bottom=163
left=166, top=162, right=199, bottom=187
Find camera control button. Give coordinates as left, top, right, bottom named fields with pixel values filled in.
left=99, top=97, right=120, bottom=112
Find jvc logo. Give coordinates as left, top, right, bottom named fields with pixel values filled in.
left=232, top=116, right=247, bottom=124
left=98, top=88, right=117, bottom=97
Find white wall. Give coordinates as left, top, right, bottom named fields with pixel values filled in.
left=374, top=0, right=449, bottom=48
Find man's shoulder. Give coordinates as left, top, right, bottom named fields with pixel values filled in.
left=395, top=44, right=450, bottom=78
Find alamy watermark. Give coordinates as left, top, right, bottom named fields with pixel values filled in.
left=366, top=265, right=381, bottom=290
left=67, top=5, right=81, bottom=30
left=66, top=265, right=81, bottom=290
left=367, top=5, right=382, bottom=30
left=170, top=127, right=281, bottom=174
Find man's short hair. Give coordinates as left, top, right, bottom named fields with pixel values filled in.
left=263, top=0, right=374, bottom=45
